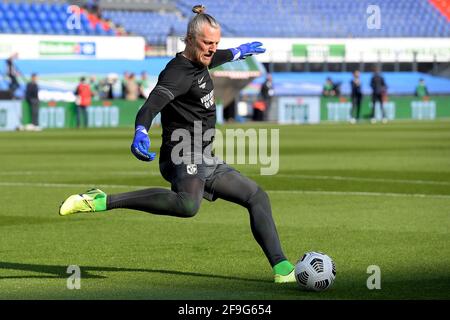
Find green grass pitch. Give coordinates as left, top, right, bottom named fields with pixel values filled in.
left=0, top=120, right=449, bottom=300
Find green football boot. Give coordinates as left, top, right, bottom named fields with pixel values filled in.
left=273, top=260, right=296, bottom=284
left=274, top=269, right=296, bottom=283
left=59, top=188, right=107, bottom=216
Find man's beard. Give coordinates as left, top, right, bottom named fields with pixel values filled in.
left=191, top=46, right=211, bottom=66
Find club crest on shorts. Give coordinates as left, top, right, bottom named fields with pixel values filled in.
left=186, top=164, right=197, bottom=175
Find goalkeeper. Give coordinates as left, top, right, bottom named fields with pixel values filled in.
left=59, top=5, right=295, bottom=283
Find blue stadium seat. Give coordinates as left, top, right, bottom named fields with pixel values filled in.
left=9, top=20, right=21, bottom=33
left=0, top=20, right=10, bottom=33
left=8, top=2, right=20, bottom=13
left=25, top=11, right=37, bottom=21
left=51, top=21, right=64, bottom=32
left=4, top=10, right=15, bottom=21
left=37, top=11, right=48, bottom=22
left=15, top=10, right=26, bottom=21
left=0, top=2, right=8, bottom=12
left=41, top=21, right=54, bottom=34
left=57, top=11, right=68, bottom=23
left=47, top=11, right=58, bottom=22
left=85, top=25, right=96, bottom=35
left=30, top=20, right=42, bottom=34
left=30, top=3, right=40, bottom=13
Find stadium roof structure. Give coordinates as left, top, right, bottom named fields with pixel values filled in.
left=211, top=56, right=266, bottom=107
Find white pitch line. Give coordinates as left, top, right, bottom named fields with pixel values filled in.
left=270, top=174, right=450, bottom=186
left=0, top=181, right=449, bottom=200
left=0, top=171, right=161, bottom=176
left=268, top=190, right=450, bottom=200
left=0, top=171, right=449, bottom=186
left=0, top=182, right=157, bottom=189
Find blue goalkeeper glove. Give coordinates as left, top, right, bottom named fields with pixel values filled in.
left=230, top=41, right=266, bottom=61
left=131, top=125, right=156, bottom=162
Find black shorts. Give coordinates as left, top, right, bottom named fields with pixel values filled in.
left=159, top=156, right=237, bottom=202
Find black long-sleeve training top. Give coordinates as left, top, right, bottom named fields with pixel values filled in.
left=135, top=49, right=233, bottom=160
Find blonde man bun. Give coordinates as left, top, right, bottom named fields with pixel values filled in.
left=192, top=4, right=206, bottom=14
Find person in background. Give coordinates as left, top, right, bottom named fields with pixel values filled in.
left=138, top=71, right=149, bottom=99
left=97, top=78, right=107, bottom=100
left=252, top=97, right=266, bottom=121
left=322, top=77, right=336, bottom=97
left=350, top=70, right=363, bottom=124
left=115, top=24, right=127, bottom=36
left=223, top=98, right=236, bottom=122
left=86, top=0, right=100, bottom=15
left=260, top=73, right=274, bottom=121
left=89, top=75, right=99, bottom=100
left=415, top=78, right=429, bottom=98
left=6, top=52, right=21, bottom=99
left=121, top=71, right=129, bottom=99
left=75, top=77, right=92, bottom=128
left=25, top=73, right=41, bottom=131
left=106, top=74, right=116, bottom=100
left=125, top=73, right=139, bottom=101
left=370, top=67, right=388, bottom=123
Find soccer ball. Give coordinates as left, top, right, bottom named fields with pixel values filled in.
left=295, top=251, right=336, bottom=291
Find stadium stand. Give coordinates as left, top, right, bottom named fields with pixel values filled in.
left=99, top=0, right=176, bottom=11
left=175, top=0, right=450, bottom=38
left=429, top=0, right=450, bottom=21
left=0, top=0, right=449, bottom=98
left=106, top=0, right=450, bottom=45
left=0, top=0, right=449, bottom=45
left=101, top=9, right=186, bottom=45
left=0, top=1, right=116, bottom=36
